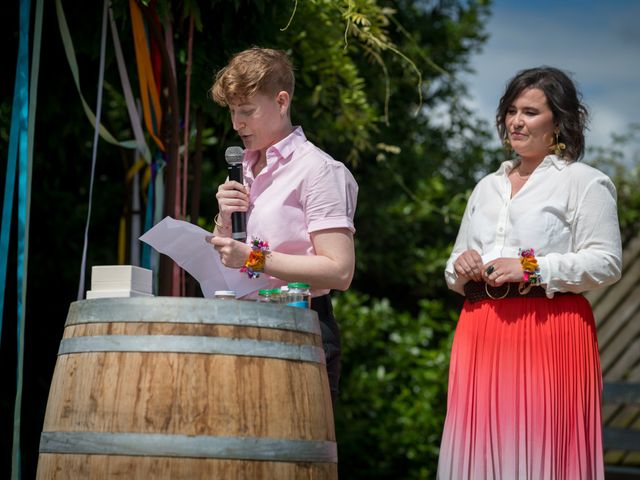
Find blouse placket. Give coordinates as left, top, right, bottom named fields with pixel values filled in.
left=495, top=174, right=512, bottom=257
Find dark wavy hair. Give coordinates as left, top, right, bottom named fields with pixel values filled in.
left=496, top=67, right=588, bottom=161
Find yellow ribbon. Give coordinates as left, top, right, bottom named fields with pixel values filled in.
left=129, top=0, right=164, bottom=151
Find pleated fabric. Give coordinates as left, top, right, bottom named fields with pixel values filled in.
left=437, top=295, right=604, bottom=480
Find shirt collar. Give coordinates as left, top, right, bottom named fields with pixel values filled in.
left=242, top=126, right=307, bottom=181
left=548, top=154, right=570, bottom=170
left=266, top=126, right=306, bottom=163
left=242, top=127, right=307, bottom=181
left=496, top=154, right=569, bottom=176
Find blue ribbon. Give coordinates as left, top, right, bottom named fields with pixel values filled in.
left=0, top=0, right=30, bottom=347
left=141, top=160, right=155, bottom=269
left=1, top=0, right=33, bottom=478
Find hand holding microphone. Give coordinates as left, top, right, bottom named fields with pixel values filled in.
left=215, top=146, right=247, bottom=243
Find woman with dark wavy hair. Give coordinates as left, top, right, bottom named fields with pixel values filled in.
left=438, top=67, right=622, bottom=479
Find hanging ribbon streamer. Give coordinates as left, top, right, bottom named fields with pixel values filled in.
left=141, top=162, right=155, bottom=270
left=129, top=0, right=165, bottom=151
left=0, top=0, right=29, bottom=343
left=110, top=5, right=152, bottom=268
left=58, top=0, right=152, bottom=279
left=12, top=0, right=43, bottom=474
left=140, top=154, right=164, bottom=284
left=76, top=0, right=110, bottom=301
left=0, top=0, right=43, bottom=477
left=117, top=158, right=147, bottom=263
left=108, top=6, right=151, bottom=163
left=152, top=158, right=165, bottom=293
left=55, top=0, right=137, bottom=150
left=149, top=10, right=164, bottom=101
left=129, top=0, right=167, bottom=289
left=156, top=8, right=182, bottom=296
left=143, top=5, right=183, bottom=296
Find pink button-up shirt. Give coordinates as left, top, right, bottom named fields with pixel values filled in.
left=242, top=126, right=358, bottom=296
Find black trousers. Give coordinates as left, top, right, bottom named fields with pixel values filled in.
left=310, top=294, right=341, bottom=409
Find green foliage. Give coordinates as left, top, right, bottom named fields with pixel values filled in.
left=586, top=124, right=640, bottom=246
left=333, top=290, right=456, bottom=478
left=285, top=16, right=379, bottom=162
left=615, top=164, right=640, bottom=246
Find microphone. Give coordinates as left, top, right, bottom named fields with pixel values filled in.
left=224, top=146, right=247, bottom=242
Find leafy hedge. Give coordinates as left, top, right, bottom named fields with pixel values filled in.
left=333, top=291, right=459, bottom=478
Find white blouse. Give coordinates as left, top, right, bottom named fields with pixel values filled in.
left=445, top=155, right=622, bottom=297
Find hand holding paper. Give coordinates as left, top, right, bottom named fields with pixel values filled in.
left=208, top=236, right=252, bottom=269
left=139, top=217, right=268, bottom=298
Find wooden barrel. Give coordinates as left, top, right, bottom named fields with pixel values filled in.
left=36, top=297, right=336, bottom=479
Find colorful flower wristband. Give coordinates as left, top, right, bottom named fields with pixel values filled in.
left=518, top=248, right=542, bottom=294
left=240, top=238, right=269, bottom=279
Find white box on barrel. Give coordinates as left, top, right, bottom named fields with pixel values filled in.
left=86, top=265, right=153, bottom=299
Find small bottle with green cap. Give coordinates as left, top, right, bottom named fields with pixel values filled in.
left=268, top=288, right=281, bottom=303
left=257, top=289, right=273, bottom=303
left=286, top=282, right=311, bottom=309
left=279, top=285, right=290, bottom=304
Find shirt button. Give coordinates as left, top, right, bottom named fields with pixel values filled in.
left=498, top=227, right=504, bottom=233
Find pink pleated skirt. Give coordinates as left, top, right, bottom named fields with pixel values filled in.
left=437, top=295, right=604, bottom=480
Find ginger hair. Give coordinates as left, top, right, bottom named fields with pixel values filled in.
left=211, top=47, right=295, bottom=106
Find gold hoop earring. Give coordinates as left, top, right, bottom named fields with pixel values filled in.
left=503, top=137, right=512, bottom=152
left=549, top=130, right=566, bottom=156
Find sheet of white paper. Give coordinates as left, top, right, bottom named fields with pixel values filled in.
left=139, top=216, right=268, bottom=298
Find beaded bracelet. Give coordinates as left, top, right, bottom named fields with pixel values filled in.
left=240, top=238, right=269, bottom=278
left=518, top=248, right=542, bottom=294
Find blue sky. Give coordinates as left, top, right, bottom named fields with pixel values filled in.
left=461, top=0, right=640, bottom=163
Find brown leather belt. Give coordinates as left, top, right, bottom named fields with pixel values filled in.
left=463, top=281, right=573, bottom=303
